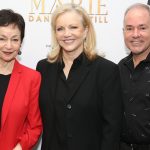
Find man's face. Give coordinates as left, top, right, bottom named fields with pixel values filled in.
left=123, top=7, right=150, bottom=57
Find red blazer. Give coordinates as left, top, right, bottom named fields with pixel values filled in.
left=0, top=60, right=42, bottom=150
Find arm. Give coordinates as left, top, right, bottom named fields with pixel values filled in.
left=100, top=65, right=123, bottom=150
left=17, top=72, right=42, bottom=149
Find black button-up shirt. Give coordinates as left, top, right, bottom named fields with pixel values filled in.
left=119, top=53, right=150, bottom=144
left=55, top=53, right=84, bottom=144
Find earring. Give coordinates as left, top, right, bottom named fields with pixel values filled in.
left=18, top=51, right=22, bottom=55
left=84, top=38, right=87, bottom=50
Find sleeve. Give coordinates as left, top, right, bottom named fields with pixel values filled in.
left=36, top=59, right=46, bottom=74
left=100, top=64, right=123, bottom=150
left=19, top=72, right=43, bottom=149
left=36, top=61, right=41, bottom=72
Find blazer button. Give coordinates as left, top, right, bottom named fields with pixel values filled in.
left=67, top=104, right=71, bottom=109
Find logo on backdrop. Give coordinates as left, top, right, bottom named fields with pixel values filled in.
left=148, top=0, right=150, bottom=5
left=28, top=0, right=108, bottom=23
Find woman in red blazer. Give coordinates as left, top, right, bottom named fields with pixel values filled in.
left=0, top=9, right=42, bottom=150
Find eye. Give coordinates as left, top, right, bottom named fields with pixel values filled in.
left=70, top=26, right=78, bottom=29
left=12, top=39, right=19, bottom=42
left=69, top=26, right=78, bottom=30
left=56, top=27, right=63, bottom=32
left=125, top=27, right=133, bottom=31
left=0, top=37, right=5, bottom=41
left=139, top=26, right=147, bottom=31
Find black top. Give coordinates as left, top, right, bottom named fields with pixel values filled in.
left=0, top=74, right=11, bottom=127
left=37, top=53, right=122, bottom=150
left=55, top=53, right=84, bottom=146
left=119, top=53, right=150, bottom=144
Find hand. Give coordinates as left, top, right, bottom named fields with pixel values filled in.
left=13, top=143, right=22, bottom=150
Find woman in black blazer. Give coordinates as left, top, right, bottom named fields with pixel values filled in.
left=36, top=3, right=122, bottom=150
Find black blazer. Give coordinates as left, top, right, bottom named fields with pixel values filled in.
left=36, top=55, right=122, bottom=150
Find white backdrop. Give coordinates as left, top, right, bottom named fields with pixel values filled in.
left=0, top=0, right=149, bottom=149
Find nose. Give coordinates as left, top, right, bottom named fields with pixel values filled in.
left=5, top=40, right=12, bottom=49
left=132, top=28, right=140, bottom=38
left=64, top=28, right=71, bottom=37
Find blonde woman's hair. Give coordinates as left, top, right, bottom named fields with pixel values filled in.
left=48, top=3, right=98, bottom=62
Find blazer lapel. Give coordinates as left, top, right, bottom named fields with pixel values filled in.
left=66, top=57, right=91, bottom=103
left=1, top=60, right=21, bottom=128
left=48, top=62, right=59, bottom=98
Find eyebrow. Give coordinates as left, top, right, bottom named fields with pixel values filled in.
left=125, top=24, right=147, bottom=27
left=0, top=34, right=20, bottom=37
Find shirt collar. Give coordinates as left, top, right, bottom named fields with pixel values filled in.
left=58, top=52, right=84, bottom=72
left=123, top=52, right=150, bottom=71
left=124, top=52, right=150, bottom=65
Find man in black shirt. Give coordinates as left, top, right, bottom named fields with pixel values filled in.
left=119, top=3, right=150, bottom=150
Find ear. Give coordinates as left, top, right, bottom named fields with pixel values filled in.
left=122, top=27, right=125, bottom=32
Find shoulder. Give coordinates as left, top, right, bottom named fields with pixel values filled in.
left=36, top=58, right=59, bottom=79
left=17, top=62, right=41, bottom=80
left=36, top=58, right=54, bottom=71
left=37, top=58, right=50, bottom=67
left=91, top=56, right=120, bottom=85
left=93, top=56, right=118, bottom=70
left=118, top=55, right=130, bottom=66
left=88, top=56, right=119, bottom=79
left=90, top=56, right=120, bottom=80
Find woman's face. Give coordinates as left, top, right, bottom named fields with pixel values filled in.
left=55, top=11, right=87, bottom=55
left=0, top=24, right=21, bottom=63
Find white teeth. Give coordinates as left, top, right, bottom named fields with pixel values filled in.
left=132, top=41, right=141, bottom=44
left=63, top=39, right=74, bottom=43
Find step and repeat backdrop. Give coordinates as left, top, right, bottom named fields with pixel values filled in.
left=0, top=0, right=149, bottom=149
left=0, top=0, right=149, bottom=68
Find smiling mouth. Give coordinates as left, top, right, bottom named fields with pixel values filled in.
left=131, top=41, right=142, bottom=45
left=3, top=52, right=13, bottom=55
left=63, top=39, right=74, bottom=43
